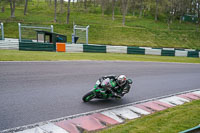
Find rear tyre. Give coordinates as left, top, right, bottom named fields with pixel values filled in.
left=82, top=91, right=95, bottom=102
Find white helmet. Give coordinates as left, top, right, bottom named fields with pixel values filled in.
left=117, top=75, right=127, bottom=86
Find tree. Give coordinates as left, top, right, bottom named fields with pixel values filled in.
left=84, top=0, right=87, bottom=10
left=54, top=0, right=57, bottom=22
left=101, top=0, right=105, bottom=16
left=155, top=0, right=158, bottom=21
left=139, top=0, right=143, bottom=18
left=0, top=0, right=5, bottom=13
left=130, top=0, right=135, bottom=16
left=196, top=0, right=200, bottom=31
left=9, top=0, right=16, bottom=18
left=24, top=0, right=28, bottom=15
left=60, top=0, right=64, bottom=13
left=66, top=0, right=71, bottom=24
left=93, top=0, right=96, bottom=7
left=37, top=0, right=39, bottom=7
left=122, top=0, right=129, bottom=26
left=112, top=0, right=116, bottom=20
left=1, top=6, right=5, bottom=12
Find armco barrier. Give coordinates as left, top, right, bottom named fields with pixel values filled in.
left=83, top=44, right=106, bottom=53
left=2, top=39, right=200, bottom=58
left=19, top=42, right=56, bottom=51
left=127, top=47, right=145, bottom=55
left=187, top=51, right=199, bottom=57
left=161, top=50, right=175, bottom=56
left=145, top=48, right=161, bottom=56
left=0, top=38, right=19, bottom=49
left=175, top=50, right=188, bottom=57
left=107, top=45, right=127, bottom=54
left=66, top=44, right=83, bottom=53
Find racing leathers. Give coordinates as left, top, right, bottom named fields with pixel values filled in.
left=94, top=75, right=130, bottom=98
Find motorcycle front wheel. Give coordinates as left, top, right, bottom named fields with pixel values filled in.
left=82, top=91, right=95, bottom=102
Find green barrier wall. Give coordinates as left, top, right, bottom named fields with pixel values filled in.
left=187, top=51, right=199, bottom=57
left=127, top=47, right=145, bottom=55
left=21, top=39, right=33, bottom=42
left=83, top=45, right=106, bottom=53
left=161, top=50, right=175, bottom=56
left=19, top=42, right=56, bottom=51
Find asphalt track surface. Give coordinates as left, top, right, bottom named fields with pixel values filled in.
left=0, top=61, right=200, bottom=131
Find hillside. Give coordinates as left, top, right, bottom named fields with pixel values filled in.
left=0, top=0, right=200, bottom=49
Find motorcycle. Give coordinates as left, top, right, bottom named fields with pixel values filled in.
left=82, top=78, right=133, bottom=102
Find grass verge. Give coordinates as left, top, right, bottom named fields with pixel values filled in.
left=99, top=100, right=200, bottom=133
left=0, top=49, right=200, bottom=63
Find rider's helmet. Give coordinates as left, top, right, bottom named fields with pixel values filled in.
left=117, top=75, right=127, bottom=86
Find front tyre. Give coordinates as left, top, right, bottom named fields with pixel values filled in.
left=82, top=91, right=95, bottom=102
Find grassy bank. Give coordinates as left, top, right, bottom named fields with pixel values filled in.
left=0, top=49, right=200, bottom=63
left=99, top=100, right=200, bottom=133
left=0, top=1, right=200, bottom=49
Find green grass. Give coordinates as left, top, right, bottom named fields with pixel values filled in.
left=0, top=49, right=200, bottom=63
left=99, top=100, right=200, bottom=133
left=0, top=1, right=200, bottom=49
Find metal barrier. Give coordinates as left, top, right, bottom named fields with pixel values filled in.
left=18, top=23, right=53, bottom=42
left=0, top=23, right=4, bottom=40
left=73, top=25, right=89, bottom=45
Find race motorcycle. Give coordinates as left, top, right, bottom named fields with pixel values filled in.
left=82, top=78, right=133, bottom=102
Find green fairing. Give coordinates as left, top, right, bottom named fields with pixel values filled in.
left=92, top=80, right=118, bottom=99
left=110, top=80, right=117, bottom=87
left=94, top=88, right=102, bottom=92
left=94, top=84, right=98, bottom=89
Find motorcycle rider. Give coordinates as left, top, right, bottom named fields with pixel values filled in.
left=94, top=75, right=131, bottom=98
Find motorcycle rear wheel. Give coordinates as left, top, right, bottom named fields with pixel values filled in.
left=82, top=91, right=95, bottom=102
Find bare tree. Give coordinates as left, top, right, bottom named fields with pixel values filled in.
left=101, top=0, right=105, bottom=16
left=197, top=0, right=200, bottom=31
left=130, top=0, right=135, bottom=16
left=1, top=6, right=5, bottom=12
left=60, top=0, right=64, bottom=13
left=54, top=0, right=57, bottom=22
left=122, top=0, right=129, bottom=26
left=67, top=0, right=71, bottom=24
left=24, top=0, right=28, bottom=15
left=155, top=0, right=158, bottom=21
left=93, top=0, right=96, bottom=7
left=0, top=0, right=5, bottom=13
left=112, top=0, right=116, bottom=20
left=9, top=0, right=16, bottom=18
left=139, top=0, right=143, bottom=18
left=84, top=0, right=87, bottom=9
left=37, top=0, right=39, bottom=7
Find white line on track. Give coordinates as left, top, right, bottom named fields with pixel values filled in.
left=0, top=60, right=200, bottom=65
